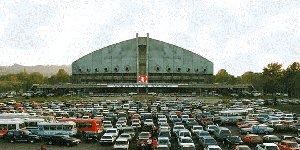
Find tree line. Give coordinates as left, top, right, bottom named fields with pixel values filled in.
left=0, top=69, right=71, bottom=93
left=213, top=62, right=300, bottom=98
left=0, top=62, right=300, bottom=97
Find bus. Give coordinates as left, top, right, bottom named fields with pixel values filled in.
left=0, top=120, right=25, bottom=137
left=219, top=110, right=249, bottom=125
left=57, top=118, right=103, bottom=133
left=30, top=121, right=77, bottom=136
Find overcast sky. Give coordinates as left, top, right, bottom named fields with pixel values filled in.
left=0, top=0, right=299, bottom=77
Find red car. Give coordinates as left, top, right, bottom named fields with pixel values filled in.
left=276, top=140, right=300, bottom=150
left=241, top=134, right=263, bottom=146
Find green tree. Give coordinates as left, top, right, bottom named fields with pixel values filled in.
left=56, top=69, right=70, bottom=83
left=215, top=69, right=229, bottom=83
left=262, top=62, right=283, bottom=96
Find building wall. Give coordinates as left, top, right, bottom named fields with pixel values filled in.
left=72, top=35, right=213, bottom=84
left=148, top=38, right=213, bottom=75
left=72, top=38, right=137, bottom=75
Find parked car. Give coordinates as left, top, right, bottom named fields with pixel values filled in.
left=199, top=136, right=218, bottom=148
left=256, top=143, right=279, bottom=150
left=177, top=137, right=195, bottom=149
left=113, top=138, right=130, bottom=150
left=204, top=145, right=222, bottom=150
left=223, top=136, right=244, bottom=148
left=43, top=134, right=81, bottom=146
left=214, top=127, right=231, bottom=141
left=241, top=134, right=263, bottom=146
left=99, top=134, right=116, bottom=145
left=241, top=124, right=274, bottom=135
left=3, top=130, right=40, bottom=143
left=262, top=135, right=281, bottom=143
left=83, top=132, right=98, bottom=142
left=276, top=140, right=300, bottom=150
left=157, top=137, right=171, bottom=148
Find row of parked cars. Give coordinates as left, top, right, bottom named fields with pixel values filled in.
left=1, top=96, right=300, bottom=150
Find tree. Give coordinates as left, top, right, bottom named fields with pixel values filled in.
left=56, top=69, right=70, bottom=83
left=215, top=69, right=229, bottom=84
left=284, top=62, right=300, bottom=97
left=262, top=62, right=284, bottom=96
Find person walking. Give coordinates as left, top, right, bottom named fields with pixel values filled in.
left=152, top=138, right=157, bottom=149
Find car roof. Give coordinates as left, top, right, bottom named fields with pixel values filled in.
left=262, top=143, right=277, bottom=146
left=116, top=138, right=128, bottom=141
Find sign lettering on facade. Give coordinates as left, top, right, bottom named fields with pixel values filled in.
left=139, top=76, right=147, bottom=83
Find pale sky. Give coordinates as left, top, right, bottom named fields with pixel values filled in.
left=0, top=0, right=299, bottom=77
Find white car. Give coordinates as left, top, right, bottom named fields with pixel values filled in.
left=191, top=125, right=203, bottom=134
left=100, top=134, right=116, bottom=145
left=105, top=128, right=119, bottom=138
left=177, top=137, right=195, bottom=149
left=103, top=124, right=113, bottom=131
left=118, top=133, right=132, bottom=142
left=204, top=145, right=222, bottom=150
left=173, top=125, right=185, bottom=135
left=157, top=137, right=171, bottom=147
left=113, top=138, right=129, bottom=150
left=256, top=143, right=279, bottom=150
left=144, top=119, right=154, bottom=126
left=158, top=118, right=168, bottom=125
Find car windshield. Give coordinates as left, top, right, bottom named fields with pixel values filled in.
left=221, top=130, right=230, bottom=134
left=121, top=134, right=130, bottom=138
left=204, top=139, right=217, bottom=144
left=139, top=133, right=150, bottom=137
left=251, top=136, right=261, bottom=139
left=159, top=132, right=170, bottom=137
left=139, top=139, right=148, bottom=143
left=200, top=132, right=210, bottom=136
left=209, top=126, right=217, bottom=129
left=194, top=127, right=203, bottom=130
left=287, top=143, right=298, bottom=147
left=266, top=146, right=279, bottom=150
left=107, top=130, right=116, bottom=133
left=182, top=139, right=193, bottom=143
left=285, top=137, right=295, bottom=140
left=181, top=132, right=191, bottom=137
left=102, top=136, right=112, bottom=139
left=116, top=141, right=127, bottom=145
left=158, top=139, right=168, bottom=144
left=231, top=137, right=241, bottom=141
left=269, top=137, right=280, bottom=140
left=175, top=126, right=184, bottom=130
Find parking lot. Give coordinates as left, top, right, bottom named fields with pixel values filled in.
left=0, top=96, right=299, bottom=150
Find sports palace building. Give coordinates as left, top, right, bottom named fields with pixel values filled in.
left=34, top=33, right=252, bottom=96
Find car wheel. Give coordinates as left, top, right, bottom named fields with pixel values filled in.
left=66, top=142, right=70, bottom=147
left=49, top=141, right=53, bottom=145
left=29, top=139, right=35, bottom=143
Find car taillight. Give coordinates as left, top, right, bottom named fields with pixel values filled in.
left=169, top=144, right=170, bottom=146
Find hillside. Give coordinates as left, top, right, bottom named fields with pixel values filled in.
left=0, top=64, right=72, bottom=77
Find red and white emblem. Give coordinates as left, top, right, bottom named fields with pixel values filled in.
left=139, top=76, right=147, bottom=82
